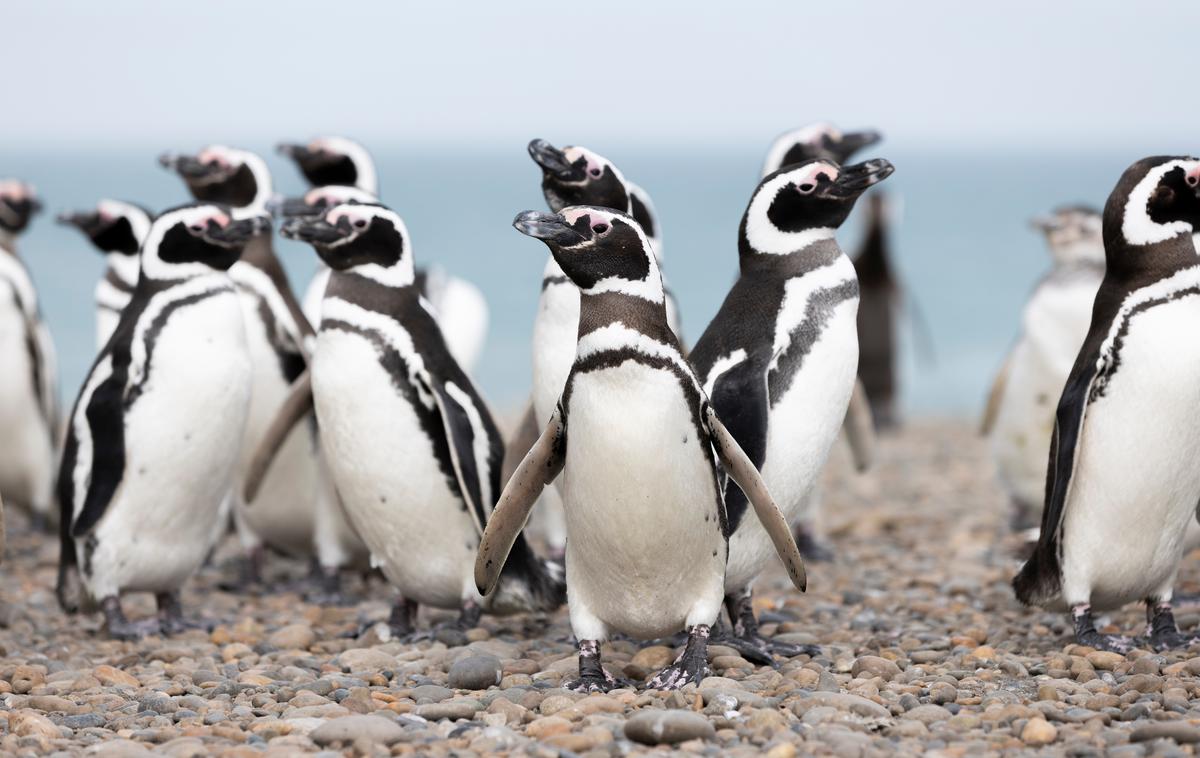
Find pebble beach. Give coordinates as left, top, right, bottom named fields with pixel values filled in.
left=0, top=421, right=1198, bottom=756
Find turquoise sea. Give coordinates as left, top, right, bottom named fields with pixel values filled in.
left=3, top=142, right=1144, bottom=418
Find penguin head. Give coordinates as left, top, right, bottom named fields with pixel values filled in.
left=57, top=199, right=152, bottom=256
left=277, top=136, right=378, bottom=195
left=272, top=185, right=379, bottom=219
left=762, top=123, right=883, bottom=177
left=528, top=139, right=632, bottom=213
left=1105, top=157, right=1200, bottom=265
left=742, top=158, right=895, bottom=256
left=280, top=202, right=413, bottom=286
left=513, top=206, right=662, bottom=303
left=0, top=179, right=42, bottom=235
left=159, top=145, right=273, bottom=212
left=1031, top=206, right=1104, bottom=267
left=142, top=203, right=270, bottom=278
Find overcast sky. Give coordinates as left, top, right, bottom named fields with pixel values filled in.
left=6, top=1, right=1198, bottom=150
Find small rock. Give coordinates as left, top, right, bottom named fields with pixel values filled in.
left=1020, top=717, right=1057, bottom=746
left=1036, top=684, right=1058, bottom=701
left=850, top=655, right=900, bottom=681
left=903, top=704, right=952, bottom=724
left=632, top=646, right=675, bottom=670
left=526, top=715, right=572, bottom=739
left=624, top=709, right=716, bottom=745
left=448, top=654, right=502, bottom=690
left=339, top=648, right=398, bottom=672
left=414, top=701, right=479, bottom=721
left=94, top=665, right=139, bottom=688
left=1130, top=722, right=1200, bottom=743
left=309, top=714, right=407, bottom=746
left=268, top=624, right=315, bottom=650
left=10, top=710, right=60, bottom=739
left=929, top=682, right=957, bottom=705
left=1085, top=650, right=1125, bottom=671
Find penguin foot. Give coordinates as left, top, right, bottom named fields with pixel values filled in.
left=714, top=633, right=819, bottom=665
left=565, top=638, right=632, bottom=693
left=1071, top=603, right=1133, bottom=653
left=792, top=527, right=835, bottom=563
left=304, top=566, right=355, bottom=606
left=101, top=596, right=161, bottom=640
left=156, top=592, right=217, bottom=635
left=1145, top=601, right=1200, bottom=651
left=647, top=624, right=712, bottom=691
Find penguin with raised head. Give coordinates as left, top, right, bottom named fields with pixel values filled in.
left=983, top=206, right=1105, bottom=533
left=852, top=193, right=903, bottom=428
left=0, top=179, right=58, bottom=529
left=479, top=206, right=806, bottom=691
left=277, top=136, right=489, bottom=373
left=58, top=200, right=153, bottom=348
left=762, top=122, right=883, bottom=177
left=56, top=203, right=264, bottom=638
left=159, top=146, right=324, bottom=589
left=690, top=158, right=894, bottom=661
left=1014, top=156, right=1200, bottom=652
left=280, top=202, right=564, bottom=635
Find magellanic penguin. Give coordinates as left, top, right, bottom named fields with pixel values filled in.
left=56, top=204, right=265, bottom=638
left=852, top=193, right=904, bottom=429
left=159, top=146, right=326, bottom=588
left=1013, top=156, right=1200, bottom=652
left=276, top=137, right=489, bottom=373
left=480, top=206, right=807, bottom=692
left=982, top=207, right=1104, bottom=534
left=0, top=179, right=59, bottom=530
left=690, top=158, right=894, bottom=662
left=279, top=202, right=564, bottom=635
left=58, top=200, right=153, bottom=349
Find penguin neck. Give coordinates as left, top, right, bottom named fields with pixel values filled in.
left=0, top=229, right=17, bottom=253
left=108, top=251, right=141, bottom=286
left=1107, top=232, right=1200, bottom=284
left=738, top=235, right=845, bottom=277
left=342, top=259, right=415, bottom=289
left=578, top=290, right=675, bottom=346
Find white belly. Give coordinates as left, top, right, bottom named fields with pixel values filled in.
left=562, top=363, right=726, bottom=640
left=83, top=290, right=251, bottom=598
left=312, top=329, right=478, bottom=609
left=0, top=284, right=54, bottom=515
left=532, top=281, right=579, bottom=428
left=1061, top=295, right=1200, bottom=610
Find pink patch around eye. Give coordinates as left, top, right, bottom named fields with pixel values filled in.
left=208, top=212, right=231, bottom=228
left=561, top=209, right=591, bottom=226
left=794, top=163, right=838, bottom=187
left=197, top=148, right=230, bottom=167
left=1187, top=165, right=1200, bottom=186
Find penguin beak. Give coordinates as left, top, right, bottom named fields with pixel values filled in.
left=56, top=210, right=105, bottom=234
left=273, top=196, right=324, bottom=218
left=1030, top=215, right=1063, bottom=233
left=513, top=210, right=589, bottom=246
left=159, top=152, right=220, bottom=181
left=208, top=215, right=271, bottom=246
left=835, top=129, right=884, bottom=161
left=280, top=217, right=349, bottom=245
left=276, top=143, right=308, bottom=160
left=528, top=139, right=577, bottom=180
left=825, top=159, right=895, bottom=199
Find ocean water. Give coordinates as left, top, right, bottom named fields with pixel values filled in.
left=4, top=142, right=1135, bottom=418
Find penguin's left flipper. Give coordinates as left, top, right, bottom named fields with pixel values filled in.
left=704, top=404, right=807, bottom=592
left=474, top=408, right=566, bottom=597
left=422, top=373, right=502, bottom=536
left=842, top=380, right=875, bottom=472
left=242, top=369, right=315, bottom=503
left=980, top=352, right=1013, bottom=436
left=70, top=374, right=129, bottom=537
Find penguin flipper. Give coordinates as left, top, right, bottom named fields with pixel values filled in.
left=243, top=369, right=315, bottom=503
left=70, top=373, right=128, bottom=537
left=842, top=379, right=875, bottom=472
left=424, top=373, right=501, bottom=536
left=980, top=352, right=1013, bottom=436
left=704, top=404, right=807, bottom=592
left=474, top=408, right=565, bottom=597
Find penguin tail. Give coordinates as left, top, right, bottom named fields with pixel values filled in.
left=487, top=536, right=566, bottom=615
left=1012, top=543, right=1061, bottom=608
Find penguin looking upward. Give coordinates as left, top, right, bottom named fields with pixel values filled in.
left=761, top=122, right=883, bottom=177
left=58, top=200, right=153, bottom=348
left=480, top=206, right=806, bottom=691
left=56, top=204, right=265, bottom=638
left=690, top=158, right=894, bottom=662
left=1013, top=156, right=1200, bottom=652
left=0, top=179, right=58, bottom=530
left=277, top=136, right=379, bottom=196
left=279, top=202, right=564, bottom=635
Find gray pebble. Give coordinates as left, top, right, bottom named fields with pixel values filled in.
left=448, top=654, right=502, bottom=690
left=624, top=709, right=715, bottom=745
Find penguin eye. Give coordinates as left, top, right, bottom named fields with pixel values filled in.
left=589, top=168, right=602, bottom=178
left=353, top=219, right=368, bottom=229
left=796, top=182, right=816, bottom=195
left=591, top=223, right=609, bottom=234
left=189, top=224, right=204, bottom=233
left=1188, top=174, right=1199, bottom=188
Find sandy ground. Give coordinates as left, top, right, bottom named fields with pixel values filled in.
left=1, top=420, right=1199, bottom=756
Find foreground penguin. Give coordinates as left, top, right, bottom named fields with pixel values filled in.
left=280, top=202, right=564, bottom=634
left=1014, top=156, right=1200, bottom=652
left=983, top=207, right=1105, bottom=533
left=0, top=179, right=58, bottom=529
left=480, top=206, right=807, bottom=691
left=56, top=204, right=263, bottom=638
left=277, top=136, right=489, bottom=372
left=690, top=158, right=894, bottom=661
left=58, top=200, right=153, bottom=348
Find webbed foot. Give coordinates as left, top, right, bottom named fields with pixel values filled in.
left=566, top=638, right=632, bottom=693
left=647, top=624, right=711, bottom=690
left=1072, top=603, right=1133, bottom=653
left=1146, top=600, right=1200, bottom=651
left=102, top=596, right=161, bottom=640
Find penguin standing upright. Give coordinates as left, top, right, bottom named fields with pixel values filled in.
left=159, top=146, right=332, bottom=588
left=983, top=207, right=1105, bottom=532
left=277, top=136, right=489, bottom=373
left=852, top=193, right=903, bottom=428
left=56, top=204, right=264, bottom=637
left=479, top=205, right=806, bottom=691
left=0, top=179, right=58, bottom=529
left=280, top=202, right=564, bottom=635
left=58, top=200, right=153, bottom=348
left=1013, top=156, right=1200, bottom=652
left=690, top=158, right=894, bottom=660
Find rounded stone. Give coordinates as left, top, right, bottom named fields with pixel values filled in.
left=448, top=654, right=503, bottom=690
left=624, top=709, right=716, bottom=745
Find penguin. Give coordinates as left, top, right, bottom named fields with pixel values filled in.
left=279, top=202, right=564, bottom=635
left=158, top=146, right=336, bottom=590
left=983, top=206, right=1105, bottom=533
left=55, top=203, right=264, bottom=638
left=478, top=206, right=806, bottom=691
left=0, top=179, right=58, bottom=529
left=58, top=200, right=153, bottom=349
left=852, top=193, right=903, bottom=429
left=689, top=158, right=894, bottom=661
left=277, top=136, right=489, bottom=373
left=761, top=122, right=884, bottom=177
left=1013, top=156, right=1200, bottom=652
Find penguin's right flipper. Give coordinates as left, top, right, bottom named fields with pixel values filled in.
left=69, top=373, right=129, bottom=537
left=475, top=408, right=566, bottom=597
left=842, top=380, right=875, bottom=472
left=980, top=352, right=1013, bottom=436
left=242, top=369, right=315, bottom=503
left=704, top=405, right=807, bottom=593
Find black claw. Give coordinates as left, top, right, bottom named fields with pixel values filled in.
left=647, top=624, right=711, bottom=690
left=1145, top=601, right=1200, bottom=651
left=102, top=596, right=160, bottom=640
left=1072, top=604, right=1133, bottom=653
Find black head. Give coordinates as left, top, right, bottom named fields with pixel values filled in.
left=159, top=146, right=271, bottom=210
left=1030, top=205, right=1104, bottom=267
left=271, top=185, right=379, bottom=219
left=144, top=204, right=270, bottom=276
left=0, top=180, right=42, bottom=235
left=277, top=136, right=378, bottom=195
left=528, top=139, right=632, bottom=213
left=742, top=159, right=895, bottom=255
left=513, top=206, right=660, bottom=299
left=1105, top=157, right=1200, bottom=255
left=57, top=199, right=152, bottom=255
left=280, top=202, right=411, bottom=278
left=764, top=123, right=883, bottom=176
